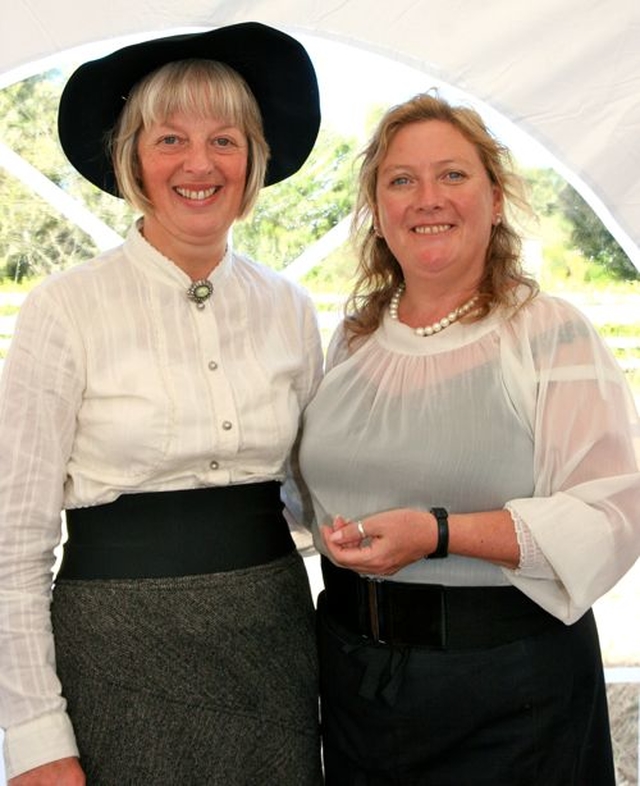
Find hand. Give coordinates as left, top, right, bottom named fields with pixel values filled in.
left=9, top=758, right=85, bottom=786
left=322, top=509, right=435, bottom=576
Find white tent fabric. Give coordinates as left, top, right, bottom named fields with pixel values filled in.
left=3, top=0, right=640, bottom=269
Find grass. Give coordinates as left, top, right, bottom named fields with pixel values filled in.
left=0, top=278, right=42, bottom=294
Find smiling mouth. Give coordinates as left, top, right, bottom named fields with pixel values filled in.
left=175, top=186, right=220, bottom=201
left=413, top=223, right=452, bottom=235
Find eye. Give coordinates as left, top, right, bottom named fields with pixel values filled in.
left=389, top=175, right=412, bottom=187
left=443, top=170, right=466, bottom=182
left=212, top=134, right=242, bottom=150
left=158, top=134, right=181, bottom=146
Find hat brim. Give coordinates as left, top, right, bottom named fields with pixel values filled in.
left=58, top=22, right=321, bottom=195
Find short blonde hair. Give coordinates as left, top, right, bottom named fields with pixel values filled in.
left=110, top=59, right=270, bottom=217
left=347, top=90, right=537, bottom=341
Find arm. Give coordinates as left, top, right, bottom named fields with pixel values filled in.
left=281, top=290, right=324, bottom=536
left=502, top=298, right=640, bottom=620
left=323, top=507, right=519, bottom=576
left=0, top=288, right=84, bottom=777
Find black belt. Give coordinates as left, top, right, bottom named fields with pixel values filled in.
left=59, top=482, right=295, bottom=580
left=321, top=556, right=563, bottom=650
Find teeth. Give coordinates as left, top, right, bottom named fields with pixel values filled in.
left=176, top=186, right=218, bottom=200
left=413, top=224, right=451, bottom=235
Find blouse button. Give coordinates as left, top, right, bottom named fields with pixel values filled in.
left=222, top=420, right=233, bottom=431
left=209, top=460, right=219, bottom=470
left=208, top=360, right=218, bottom=371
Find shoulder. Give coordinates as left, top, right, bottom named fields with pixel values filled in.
left=505, top=289, right=615, bottom=370
left=21, top=245, right=124, bottom=311
left=325, top=319, right=368, bottom=369
left=509, top=289, right=596, bottom=337
left=230, top=250, right=316, bottom=310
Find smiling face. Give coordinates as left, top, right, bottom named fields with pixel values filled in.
left=136, top=111, right=249, bottom=263
left=375, top=119, right=501, bottom=290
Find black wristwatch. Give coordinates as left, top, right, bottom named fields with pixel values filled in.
left=427, top=507, right=449, bottom=559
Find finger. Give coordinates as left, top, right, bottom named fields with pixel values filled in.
left=328, top=520, right=369, bottom=545
left=332, top=514, right=350, bottom=531
left=322, top=525, right=362, bottom=552
left=322, top=527, right=366, bottom=560
left=328, top=546, right=376, bottom=574
left=325, top=541, right=372, bottom=571
left=321, top=525, right=355, bottom=550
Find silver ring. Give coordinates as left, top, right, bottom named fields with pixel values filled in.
left=356, top=520, right=366, bottom=539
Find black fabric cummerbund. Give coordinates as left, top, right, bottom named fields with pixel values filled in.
left=321, top=556, right=564, bottom=650
left=59, top=482, right=295, bottom=580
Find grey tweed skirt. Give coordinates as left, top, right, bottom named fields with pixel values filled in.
left=51, top=551, right=322, bottom=785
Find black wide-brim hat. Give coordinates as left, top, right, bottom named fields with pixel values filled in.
left=58, top=21, right=321, bottom=195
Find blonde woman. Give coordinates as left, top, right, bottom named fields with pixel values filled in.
left=0, top=23, right=323, bottom=785
left=300, top=91, right=640, bottom=785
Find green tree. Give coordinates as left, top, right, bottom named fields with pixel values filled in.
left=234, top=129, right=358, bottom=269
left=0, top=70, right=133, bottom=281
left=558, top=184, right=638, bottom=281
left=523, top=167, right=638, bottom=282
left=523, top=167, right=566, bottom=218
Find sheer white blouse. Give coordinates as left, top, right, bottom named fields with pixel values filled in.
left=299, top=288, right=640, bottom=624
left=0, top=222, right=323, bottom=777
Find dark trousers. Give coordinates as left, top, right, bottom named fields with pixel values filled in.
left=317, top=593, right=615, bottom=786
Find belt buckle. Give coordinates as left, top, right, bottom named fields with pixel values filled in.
left=364, top=577, right=448, bottom=648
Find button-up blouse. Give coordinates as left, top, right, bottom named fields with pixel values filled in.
left=0, top=222, right=323, bottom=776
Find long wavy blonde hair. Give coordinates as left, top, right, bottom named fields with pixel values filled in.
left=345, top=90, right=538, bottom=342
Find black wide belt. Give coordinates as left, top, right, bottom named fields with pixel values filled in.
left=321, top=556, right=563, bottom=650
left=59, top=482, right=295, bottom=580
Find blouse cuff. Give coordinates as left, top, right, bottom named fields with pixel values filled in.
left=4, top=710, right=79, bottom=779
left=505, top=503, right=557, bottom=580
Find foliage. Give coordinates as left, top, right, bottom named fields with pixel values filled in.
left=233, top=130, right=358, bottom=269
left=523, top=167, right=565, bottom=218
left=558, top=184, right=639, bottom=281
left=0, top=71, right=134, bottom=281
left=300, top=243, right=358, bottom=296
left=522, top=168, right=638, bottom=283
left=0, top=71, right=638, bottom=290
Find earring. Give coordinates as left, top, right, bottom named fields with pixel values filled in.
left=493, top=215, right=502, bottom=226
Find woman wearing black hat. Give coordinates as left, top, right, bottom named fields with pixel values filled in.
left=0, top=22, right=323, bottom=785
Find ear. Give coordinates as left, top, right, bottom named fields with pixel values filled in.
left=491, top=185, right=503, bottom=224
left=372, top=208, right=383, bottom=237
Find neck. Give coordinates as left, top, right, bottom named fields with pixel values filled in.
left=390, top=282, right=480, bottom=337
left=178, top=254, right=225, bottom=281
left=400, top=282, right=478, bottom=325
left=139, top=218, right=227, bottom=281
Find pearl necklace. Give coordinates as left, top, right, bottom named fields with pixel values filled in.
left=389, top=284, right=479, bottom=337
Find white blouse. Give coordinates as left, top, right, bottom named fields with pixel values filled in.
left=299, top=288, right=640, bottom=624
left=0, top=223, right=323, bottom=777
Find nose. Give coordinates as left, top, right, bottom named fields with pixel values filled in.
left=415, top=179, right=443, bottom=210
left=183, top=141, right=214, bottom=174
